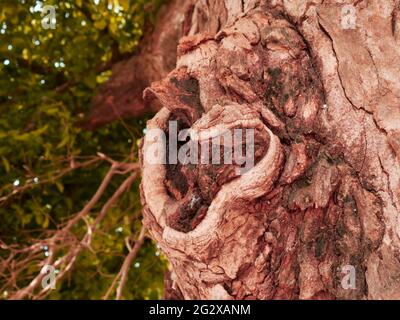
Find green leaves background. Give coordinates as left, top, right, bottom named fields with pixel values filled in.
left=0, top=0, right=166, bottom=299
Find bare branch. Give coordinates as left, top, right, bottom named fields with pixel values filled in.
left=103, top=226, right=146, bottom=300
left=3, top=155, right=140, bottom=300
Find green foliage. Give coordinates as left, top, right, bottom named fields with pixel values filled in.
left=0, top=0, right=166, bottom=299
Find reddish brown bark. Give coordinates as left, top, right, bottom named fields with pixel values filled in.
left=140, top=0, right=400, bottom=300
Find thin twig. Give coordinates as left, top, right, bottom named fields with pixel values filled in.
left=103, top=226, right=146, bottom=300
left=5, top=157, right=139, bottom=300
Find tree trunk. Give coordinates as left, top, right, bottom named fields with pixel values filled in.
left=140, top=0, right=400, bottom=300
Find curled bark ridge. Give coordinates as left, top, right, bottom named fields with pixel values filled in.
left=141, top=0, right=400, bottom=300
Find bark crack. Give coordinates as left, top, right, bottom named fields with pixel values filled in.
left=378, top=155, right=398, bottom=212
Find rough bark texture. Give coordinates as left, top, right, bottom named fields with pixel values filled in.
left=140, top=0, right=400, bottom=300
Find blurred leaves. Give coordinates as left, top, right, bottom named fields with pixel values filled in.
left=0, top=0, right=166, bottom=299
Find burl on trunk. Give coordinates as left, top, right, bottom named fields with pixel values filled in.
left=140, top=0, right=400, bottom=300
